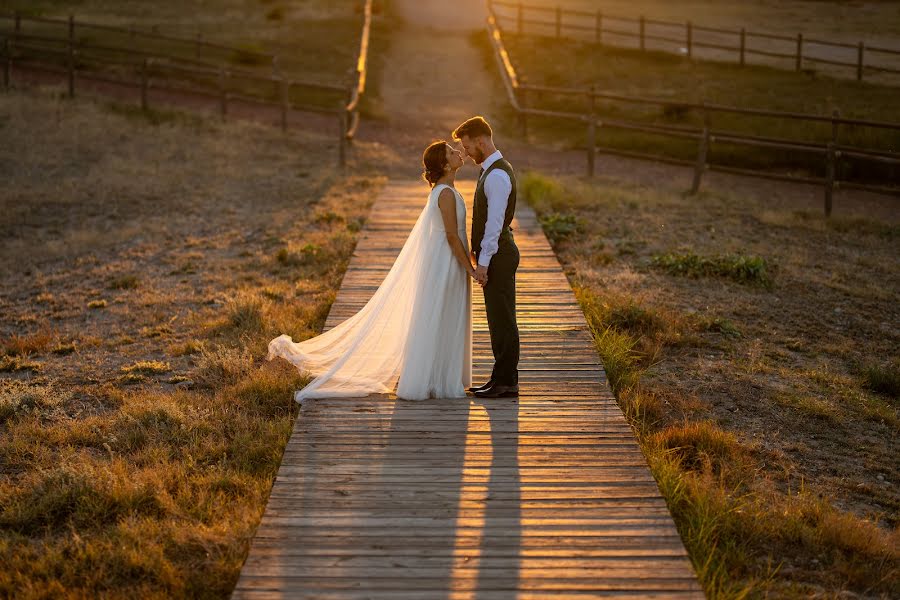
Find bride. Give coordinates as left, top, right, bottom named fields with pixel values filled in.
left=267, top=141, right=475, bottom=401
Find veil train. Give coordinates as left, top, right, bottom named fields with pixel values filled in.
left=268, top=184, right=471, bottom=401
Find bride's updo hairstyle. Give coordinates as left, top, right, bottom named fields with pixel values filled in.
left=422, top=141, right=449, bottom=187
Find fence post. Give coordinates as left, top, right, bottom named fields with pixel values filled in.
left=795, top=33, right=803, bottom=71
left=271, top=56, right=288, bottom=131
left=825, top=142, right=835, bottom=218
left=140, top=57, right=149, bottom=110
left=67, top=15, right=75, bottom=98
left=686, top=21, right=692, bottom=59
left=824, top=109, right=840, bottom=217
left=338, top=110, right=348, bottom=168
left=14, top=11, right=20, bottom=34
left=587, top=85, right=596, bottom=177
left=639, top=16, right=645, bottom=51
left=218, top=67, right=227, bottom=119
left=2, top=37, right=10, bottom=89
left=517, top=3, right=523, bottom=35
left=519, top=86, right=528, bottom=138
left=195, top=32, right=202, bottom=58
left=595, top=11, right=602, bottom=44
left=556, top=6, right=562, bottom=39
left=690, top=105, right=710, bottom=194
left=739, top=28, right=746, bottom=66
left=856, top=42, right=864, bottom=81
left=279, top=77, right=288, bottom=132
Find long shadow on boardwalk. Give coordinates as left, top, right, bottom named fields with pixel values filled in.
left=231, top=179, right=703, bottom=599
left=472, top=396, right=522, bottom=599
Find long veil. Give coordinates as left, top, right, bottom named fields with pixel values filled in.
left=267, top=184, right=464, bottom=401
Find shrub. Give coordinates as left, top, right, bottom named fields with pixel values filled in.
left=0, top=381, right=67, bottom=422
left=651, top=251, right=773, bottom=286
left=192, top=346, right=254, bottom=389
left=860, top=360, right=900, bottom=400
left=226, top=294, right=265, bottom=332
left=108, top=275, right=140, bottom=290
left=538, top=212, right=583, bottom=244
left=519, top=171, right=568, bottom=212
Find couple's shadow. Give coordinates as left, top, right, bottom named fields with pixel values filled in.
left=379, top=393, right=522, bottom=598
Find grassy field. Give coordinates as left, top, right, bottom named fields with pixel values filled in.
left=494, top=31, right=900, bottom=183
left=0, top=85, right=384, bottom=598
left=520, top=170, right=899, bottom=597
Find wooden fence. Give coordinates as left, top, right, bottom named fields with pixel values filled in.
left=490, top=0, right=900, bottom=82
left=0, top=2, right=373, bottom=166
left=484, top=10, right=900, bottom=215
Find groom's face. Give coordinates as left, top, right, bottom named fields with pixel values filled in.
left=458, top=136, right=486, bottom=165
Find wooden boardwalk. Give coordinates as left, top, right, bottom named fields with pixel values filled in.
left=232, top=180, right=704, bottom=599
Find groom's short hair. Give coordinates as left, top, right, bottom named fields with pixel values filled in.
left=453, top=116, right=492, bottom=140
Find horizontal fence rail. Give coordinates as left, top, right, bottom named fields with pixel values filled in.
left=1, top=3, right=374, bottom=166
left=488, top=0, right=900, bottom=82
left=484, top=10, right=900, bottom=215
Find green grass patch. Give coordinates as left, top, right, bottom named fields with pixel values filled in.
left=538, top=212, right=584, bottom=244
left=859, top=360, right=900, bottom=401
left=652, top=251, right=773, bottom=287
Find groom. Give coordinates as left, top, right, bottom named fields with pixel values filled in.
left=453, top=116, right=520, bottom=398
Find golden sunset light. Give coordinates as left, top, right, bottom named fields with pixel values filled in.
left=1, top=0, right=898, bottom=598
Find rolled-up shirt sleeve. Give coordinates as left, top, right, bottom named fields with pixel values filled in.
left=478, top=169, right=512, bottom=267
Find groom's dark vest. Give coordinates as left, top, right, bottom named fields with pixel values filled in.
left=472, top=158, right=517, bottom=262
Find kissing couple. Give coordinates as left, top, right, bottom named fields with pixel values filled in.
left=268, top=116, right=520, bottom=401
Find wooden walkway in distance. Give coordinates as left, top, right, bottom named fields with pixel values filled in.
left=232, top=179, right=704, bottom=599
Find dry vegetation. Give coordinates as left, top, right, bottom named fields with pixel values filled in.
left=521, top=170, right=900, bottom=598
left=0, top=86, right=385, bottom=598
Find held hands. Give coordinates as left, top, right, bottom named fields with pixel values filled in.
left=468, top=253, right=488, bottom=287
left=473, top=265, right=489, bottom=287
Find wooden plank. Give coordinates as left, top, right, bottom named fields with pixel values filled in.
left=232, top=180, right=702, bottom=598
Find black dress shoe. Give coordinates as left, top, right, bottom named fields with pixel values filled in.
left=473, top=383, right=519, bottom=398
left=468, top=380, right=493, bottom=393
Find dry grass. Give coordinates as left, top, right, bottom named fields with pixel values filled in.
left=522, top=170, right=900, bottom=598
left=0, top=86, right=385, bottom=598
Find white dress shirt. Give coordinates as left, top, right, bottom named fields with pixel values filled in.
left=477, top=150, right=512, bottom=268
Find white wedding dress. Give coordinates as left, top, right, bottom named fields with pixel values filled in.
left=267, top=183, right=472, bottom=402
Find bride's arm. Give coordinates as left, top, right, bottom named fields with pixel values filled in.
left=438, top=188, right=476, bottom=279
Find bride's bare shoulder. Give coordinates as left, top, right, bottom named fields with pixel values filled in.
left=436, top=186, right=459, bottom=214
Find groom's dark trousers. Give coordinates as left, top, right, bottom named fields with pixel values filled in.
left=472, top=157, right=520, bottom=387
left=483, top=234, right=520, bottom=386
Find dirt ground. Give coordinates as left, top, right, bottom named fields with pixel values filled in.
left=0, top=85, right=384, bottom=391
